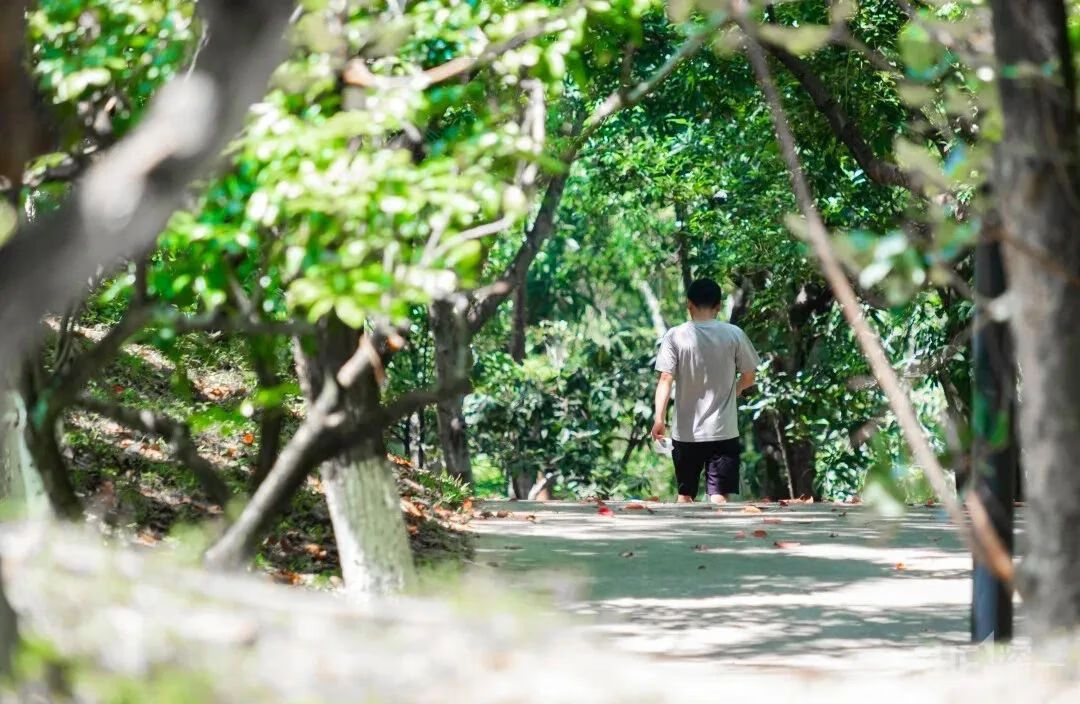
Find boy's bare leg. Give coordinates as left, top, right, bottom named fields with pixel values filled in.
left=708, top=494, right=728, bottom=505
left=676, top=495, right=695, bottom=503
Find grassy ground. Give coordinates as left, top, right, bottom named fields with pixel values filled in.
left=47, top=317, right=473, bottom=585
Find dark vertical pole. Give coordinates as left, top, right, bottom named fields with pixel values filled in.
left=971, top=215, right=1017, bottom=642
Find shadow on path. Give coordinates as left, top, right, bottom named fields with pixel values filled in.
left=470, top=501, right=1022, bottom=673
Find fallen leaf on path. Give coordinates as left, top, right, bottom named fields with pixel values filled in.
left=779, top=500, right=790, bottom=507
left=646, top=496, right=660, bottom=502
left=524, top=514, right=537, bottom=522
left=495, top=510, right=511, bottom=518
left=242, top=432, right=255, bottom=445
left=924, top=499, right=936, bottom=507
left=734, top=531, right=747, bottom=539
left=752, top=530, right=768, bottom=538
left=742, top=506, right=763, bottom=514
left=620, top=551, right=634, bottom=558
left=462, top=498, right=474, bottom=513
left=135, top=531, right=159, bottom=546
left=774, top=541, right=802, bottom=549
left=697, top=565, right=706, bottom=570
left=762, top=517, right=782, bottom=524
left=894, top=562, right=906, bottom=570
left=597, top=506, right=615, bottom=517
left=479, top=511, right=494, bottom=519
left=272, top=570, right=303, bottom=586
left=829, top=533, right=838, bottom=538
left=624, top=503, right=646, bottom=510
left=304, top=543, right=328, bottom=560
left=400, top=499, right=424, bottom=518
left=797, top=496, right=814, bottom=504
left=692, top=544, right=709, bottom=552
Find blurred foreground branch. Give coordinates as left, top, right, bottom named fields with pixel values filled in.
left=0, top=0, right=296, bottom=371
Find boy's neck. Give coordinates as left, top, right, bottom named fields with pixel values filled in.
left=689, top=309, right=721, bottom=323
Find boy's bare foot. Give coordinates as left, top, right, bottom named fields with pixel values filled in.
left=676, top=495, right=695, bottom=503
left=708, top=494, right=728, bottom=505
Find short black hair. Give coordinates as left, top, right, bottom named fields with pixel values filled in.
left=687, top=278, right=723, bottom=308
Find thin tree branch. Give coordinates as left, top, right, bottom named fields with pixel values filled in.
left=466, top=18, right=723, bottom=334
left=342, top=3, right=585, bottom=90
left=737, top=4, right=1015, bottom=586
left=75, top=395, right=231, bottom=506
left=762, top=41, right=926, bottom=196
left=579, top=14, right=727, bottom=145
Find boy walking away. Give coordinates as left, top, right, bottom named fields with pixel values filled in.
left=651, top=278, right=760, bottom=504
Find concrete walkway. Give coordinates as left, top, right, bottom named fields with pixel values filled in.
left=471, top=500, right=1019, bottom=675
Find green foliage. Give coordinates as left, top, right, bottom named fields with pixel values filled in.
left=468, top=314, right=656, bottom=498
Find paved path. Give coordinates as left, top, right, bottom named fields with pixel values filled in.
left=471, top=500, right=1019, bottom=675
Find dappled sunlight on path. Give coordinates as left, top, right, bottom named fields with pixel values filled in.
left=471, top=501, right=1022, bottom=674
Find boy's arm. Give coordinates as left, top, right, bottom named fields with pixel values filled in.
left=651, top=372, right=674, bottom=440
left=736, top=370, right=756, bottom=397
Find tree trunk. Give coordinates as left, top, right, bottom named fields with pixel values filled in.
left=430, top=296, right=473, bottom=485
left=249, top=338, right=284, bottom=491
left=674, top=201, right=693, bottom=295
left=988, top=0, right=1080, bottom=637
left=0, top=382, right=49, bottom=517
left=752, top=414, right=789, bottom=500
left=406, top=410, right=423, bottom=470
left=510, top=283, right=527, bottom=363
left=294, top=322, right=415, bottom=599
left=18, top=363, right=80, bottom=519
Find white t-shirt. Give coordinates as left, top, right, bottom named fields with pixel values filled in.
left=654, top=320, right=760, bottom=442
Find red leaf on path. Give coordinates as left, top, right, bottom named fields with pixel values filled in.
left=752, top=529, right=768, bottom=538
left=742, top=505, right=763, bottom=514
left=774, top=541, right=802, bottom=549
left=242, top=432, right=255, bottom=445
left=894, top=562, right=906, bottom=571
left=924, top=499, right=936, bottom=508
left=778, top=500, right=790, bottom=507
left=598, top=506, right=615, bottom=517
left=646, top=496, right=660, bottom=502
left=624, top=503, right=646, bottom=510
left=734, top=531, right=747, bottom=539
left=762, top=517, right=781, bottom=524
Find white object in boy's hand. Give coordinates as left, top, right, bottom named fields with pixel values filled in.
left=653, top=437, right=673, bottom=455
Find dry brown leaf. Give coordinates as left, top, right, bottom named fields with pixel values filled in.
left=742, top=505, right=763, bottom=514
left=242, top=432, right=255, bottom=445
left=762, top=517, right=782, bottom=524
left=752, top=529, right=768, bottom=538
left=624, top=503, right=646, bottom=510
left=495, top=510, right=511, bottom=518
left=400, top=499, right=424, bottom=518
left=894, top=562, right=907, bottom=571
left=620, top=551, right=634, bottom=558
left=646, top=495, right=660, bottom=502
left=272, top=570, right=303, bottom=586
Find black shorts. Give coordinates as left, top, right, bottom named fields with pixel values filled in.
left=672, top=438, right=741, bottom=497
